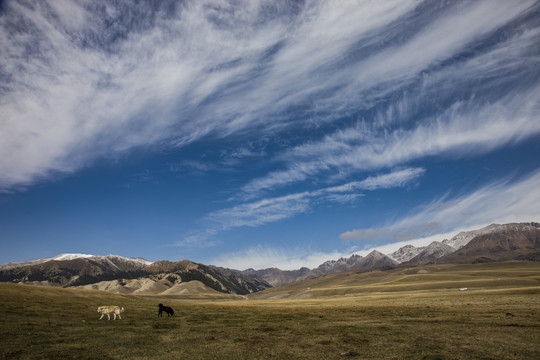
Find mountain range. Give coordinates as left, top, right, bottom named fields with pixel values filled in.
left=1, top=222, right=538, bottom=296
left=0, top=255, right=271, bottom=296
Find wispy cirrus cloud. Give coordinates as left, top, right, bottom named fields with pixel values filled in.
left=207, top=191, right=312, bottom=230
left=205, top=245, right=353, bottom=271
left=243, top=85, right=540, bottom=195
left=207, top=168, right=540, bottom=270
left=178, top=167, right=424, bottom=246
left=340, top=222, right=441, bottom=243
left=340, top=169, right=540, bottom=242
left=320, top=168, right=425, bottom=193
left=1, top=0, right=537, bottom=192
left=1, top=0, right=415, bottom=190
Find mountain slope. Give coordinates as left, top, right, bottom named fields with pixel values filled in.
left=442, top=224, right=503, bottom=249
left=240, top=255, right=369, bottom=286
left=400, top=241, right=456, bottom=266
left=0, top=256, right=270, bottom=295
left=241, top=267, right=319, bottom=287
left=1, top=222, right=538, bottom=293
left=248, top=261, right=540, bottom=300
left=316, top=254, right=363, bottom=273
left=390, top=222, right=540, bottom=266
left=0, top=256, right=149, bottom=287
left=351, top=250, right=397, bottom=270
left=389, top=245, right=423, bottom=263
left=439, top=223, right=540, bottom=263
left=241, top=252, right=398, bottom=286
left=0, top=253, right=151, bottom=271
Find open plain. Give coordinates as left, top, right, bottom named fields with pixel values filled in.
left=1, top=261, right=539, bottom=359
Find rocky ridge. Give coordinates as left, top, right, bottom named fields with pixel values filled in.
left=1, top=222, right=538, bottom=294
left=0, top=257, right=271, bottom=295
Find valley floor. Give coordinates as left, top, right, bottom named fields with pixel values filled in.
left=1, top=262, right=539, bottom=359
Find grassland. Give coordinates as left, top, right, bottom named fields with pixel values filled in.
left=1, top=261, right=539, bottom=359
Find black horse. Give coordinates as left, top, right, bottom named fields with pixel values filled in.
left=158, top=303, right=174, bottom=317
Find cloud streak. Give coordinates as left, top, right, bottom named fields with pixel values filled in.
left=2, top=0, right=538, bottom=192
left=340, top=169, right=540, bottom=242
left=218, top=168, right=540, bottom=270
left=243, top=79, right=540, bottom=195
left=205, top=245, right=352, bottom=271
left=194, top=168, right=424, bottom=241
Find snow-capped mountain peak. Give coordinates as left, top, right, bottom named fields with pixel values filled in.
left=316, top=254, right=363, bottom=272
left=0, top=253, right=152, bottom=271
left=442, top=224, right=501, bottom=249
left=441, top=223, right=540, bottom=250
left=52, top=253, right=95, bottom=261
left=388, top=245, right=423, bottom=263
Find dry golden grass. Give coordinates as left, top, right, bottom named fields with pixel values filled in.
left=248, top=261, right=540, bottom=300
left=1, top=261, right=539, bottom=359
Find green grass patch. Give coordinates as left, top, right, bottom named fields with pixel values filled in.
left=1, top=262, right=540, bottom=359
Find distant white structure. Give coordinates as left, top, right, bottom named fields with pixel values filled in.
left=459, top=287, right=468, bottom=291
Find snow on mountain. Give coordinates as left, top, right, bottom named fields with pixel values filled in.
left=351, top=250, right=397, bottom=270
left=316, top=254, right=363, bottom=272
left=389, top=241, right=455, bottom=264
left=389, top=223, right=540, bottom=264
left=0, top=253, right=152, bottom=271
left=401, top=241, right=456, bottom=266
left=101, top=254, right=153, bottom=268
left=442, top=224, right=502, bottom=249
left=52, top=253, right=95, bottom=261
left=388, top=245, right=423, bottom=263
left=420, top=241, right=456, bottom=258
left=441, top=222, right=540, bottom=262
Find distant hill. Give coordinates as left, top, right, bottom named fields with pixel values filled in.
left=0, top=255, right=270, bottom=296
left=252, top=222, right=540, bottom=286
left=0, top=253, right=151, bottom=271
left=438, top=223, right=540, bottom=263
left=240, top=251, right=396, bottom=286
left=441, top=223, right=504, bottom=249
left=351, top=250, right=397, bottom=270
left=399, top=241, right=456, bottom=266
left=239, top=255, right=368, bottom=287
left=227, top=266, right=316, bottom=287
left=1, top=222, right=538, bottom=296
left=248, top=261, right=540, bottom=300
left=393, top=222, right=540, bottom=266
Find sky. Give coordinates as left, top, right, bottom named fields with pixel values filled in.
left=1, top=0, right=540, bottom=270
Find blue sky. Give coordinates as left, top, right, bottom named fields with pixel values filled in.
left=1, top=0, right=539, bottom=269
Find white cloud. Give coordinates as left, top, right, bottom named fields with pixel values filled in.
left=211, top=168, right=540, bottom=270
left=205, top=245, right=351, bottom=271
left=244, top=87, right=540, bottom=194
left=340, top=168, right=425, bottom=192
left=393, top=170, right=540, bottom=233
left=196, top=168, right=424, bottom=240
left=206, top=192, right=312, bottom=230
left=354, top=230, right=463, bottom=258
left=2, top=0, right=536, bottom=191
left=348, top=0, right=535, bottom=86
left=340, top=169, right=540, bottom=243
left=340, top=222, right=441, bottom=242
left=340, top=228, right=392, bottom=241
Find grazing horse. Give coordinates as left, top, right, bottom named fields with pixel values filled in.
left=158, top=303, right=174, bottom=317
